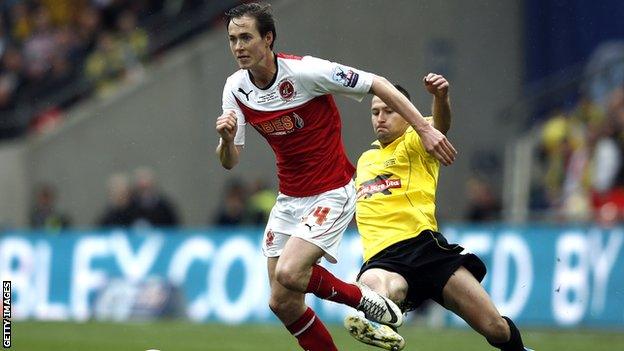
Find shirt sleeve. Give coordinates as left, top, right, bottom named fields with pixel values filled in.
left=405, top=119, right=436, bottom=160
left=222, top=77, right=246, bottom=146
left=297, top=56, right=374, bottom=102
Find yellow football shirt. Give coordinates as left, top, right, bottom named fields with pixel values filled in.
left=355, top=125, right=439, bottom=261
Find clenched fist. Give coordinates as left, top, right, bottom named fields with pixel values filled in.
left=216, top=110, right=237, bottom=142
left=423, top=73, right=449, bottom=98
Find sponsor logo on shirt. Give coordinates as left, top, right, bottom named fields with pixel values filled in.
left=278, top=78, right=296, bottom=101
left=332, top=66, right=359, bottom=88
left=254, top=113, right=304, bottom=136
left=384, top=158, right=396, bottom=167
left=293, top=113, right=304, bottom=129
left=356, top=173, right=401, bottom=199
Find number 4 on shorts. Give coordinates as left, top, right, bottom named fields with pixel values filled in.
left=312, top=206, right=331, bottom=225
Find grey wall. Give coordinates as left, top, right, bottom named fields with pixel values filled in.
left=0, top=142, right=28, bottom=228
left=10, top=0, right=523, bottom=226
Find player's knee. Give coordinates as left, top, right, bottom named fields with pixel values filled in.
left=387, top=283, right=407, bottom=305
left=269, top=299, right=292, bottom=318
left=268, top=296, right=287, bottom=316
left=483, top=316, right=510, bottom=343
left=275, top=263, right=305, bottom=291
left=360, top=271, right=406, bottom=304
left=359, top=273, right=383, bottom=292
left=268, top=290, right=292, bottom=315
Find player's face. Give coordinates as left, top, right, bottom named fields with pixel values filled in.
left=371, top=96, right=409, bottom=145
left=227, top=16, right=272, bottom=70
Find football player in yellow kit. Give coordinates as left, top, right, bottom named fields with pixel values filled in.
left=345, top=73, right=533, bottom=351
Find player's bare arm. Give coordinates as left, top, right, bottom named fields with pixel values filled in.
left=423, top=73, right=451, bottom=135
left=216, top=110, right=241, bottom=169
left=370, top=75, right=457, bottom=166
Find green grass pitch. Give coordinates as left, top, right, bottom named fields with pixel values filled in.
left=11, top=321, right=624, bottom=351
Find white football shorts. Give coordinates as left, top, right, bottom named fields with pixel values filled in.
left=261, top=180, right=356, bottom=263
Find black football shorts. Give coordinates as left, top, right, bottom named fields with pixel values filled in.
left=358, top=230, right=487, bottom=311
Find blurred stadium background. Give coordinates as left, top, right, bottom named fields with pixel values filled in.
left=1, top=0, right=624, bottom=350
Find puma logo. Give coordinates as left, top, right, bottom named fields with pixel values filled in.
left=328, top=287, right=338, bottom=299
left=305, top=223, right=315, bottom=231
left=238, top=87, right=252, bottom=101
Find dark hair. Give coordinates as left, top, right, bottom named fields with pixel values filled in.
left=393, top=84, right=411, bottom=101
left=225, top=2, right=276, bottom=49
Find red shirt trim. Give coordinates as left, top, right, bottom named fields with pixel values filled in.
left=276, top=52, right=303, bottom=60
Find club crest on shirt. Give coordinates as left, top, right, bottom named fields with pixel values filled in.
left=332, top=66, right=359, bottom=88
left=265, top=229, right=275, bottom=247
left=278, top=78, right=296, bottom=101
left=356, top=173, right=401, bottom=199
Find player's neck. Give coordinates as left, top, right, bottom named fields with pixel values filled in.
left=249, top=51, right=277, bottom=89
left=378, top=135, right=400, bottom=148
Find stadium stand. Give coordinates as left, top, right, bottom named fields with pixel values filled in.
left=0, top=0, right=243, bottom=140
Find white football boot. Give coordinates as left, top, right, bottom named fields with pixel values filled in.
left=356, top=283, right=403, bottom=328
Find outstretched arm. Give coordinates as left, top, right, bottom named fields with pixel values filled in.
left=215, top=110, right=241, bottom=170
left=424, top=73, right=451, bottom=135
left=370, top=75, right=457, bottom=165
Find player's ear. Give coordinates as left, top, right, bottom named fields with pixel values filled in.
left=264, top=31, right=274, bottom=48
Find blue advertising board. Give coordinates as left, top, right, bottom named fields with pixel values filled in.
left=0, top=225, right=622, bottom=327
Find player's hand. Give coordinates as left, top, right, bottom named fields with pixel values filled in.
left=423, top=73, right=449, bottom=98
left=216, top=110, right=237, bottom=143
left=419, top=123, right=457, bottom=166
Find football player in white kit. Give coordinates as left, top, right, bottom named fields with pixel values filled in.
left=215, top=3, right=457, bottom=350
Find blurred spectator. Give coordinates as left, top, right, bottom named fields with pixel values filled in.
left=590, top=87, right=624, bottom=225
left=537, top=106, right=590, bottom=216
left=0, top=0, right=244, bottom=140
left=22, top=5, right=56, bottom=87
left=213, top=179, right=247, bottom=226
left=559, top=138, right=591, bottom=221
left=131, top=167, right=179, bottom=227
left=30, top=183, right=71, bottom=230
left=533, top=74, right=624, bottom=222
left=75, top=4, right=102, bottom=55
left=26, top=26, right=78, bottom=104
left=572, top=95, right=604, bottom=129
left=53, top=24, right=83, bottom=68
left=246, top=179, right=276, bottom=225
left=84, top=30, right=129, bottom=96
left=0, top=46, right=26, bottom=135
left=9, top=2, right=33, bottom=44
left=41, top=0, right=81, bottom=26
left=591, top=117, right=622, bottom=195
left=465, top=176, right=501, bottom=222
left=540, top=110, right=571, bottom=207
left=2, top=44, right=26, bottom=87
left=116, top=9, right=148, bottom=62
left=98, top=172, right=136, bottom=227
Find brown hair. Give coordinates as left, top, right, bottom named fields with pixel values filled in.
left=225, top=2, right=276, bottom=49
